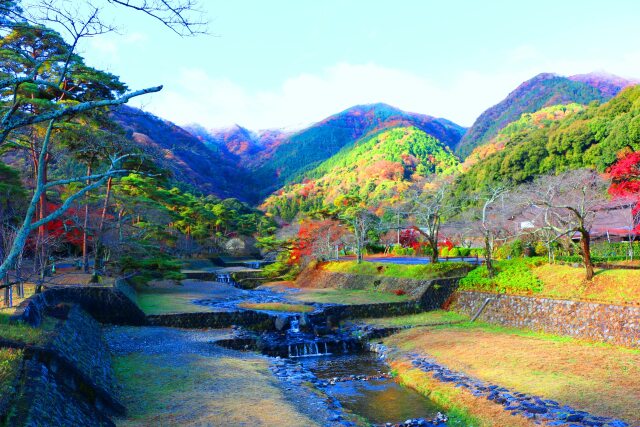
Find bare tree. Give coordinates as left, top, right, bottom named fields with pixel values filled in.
left=463, top=185, right=511, bottom=277
left=309, top=219, right=346, bottom=261
left=409, top=183, right=454, bottom=263
left=520, top=169, right=609, bottom=280
left=341, top=208, right=378, bottom=264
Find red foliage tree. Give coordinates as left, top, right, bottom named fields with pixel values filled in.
left=608, top=151, right=640, bottom=221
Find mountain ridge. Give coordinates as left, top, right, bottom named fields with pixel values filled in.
left=454, top=71, right=635, bottom=158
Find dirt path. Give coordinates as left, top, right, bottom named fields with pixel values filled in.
left=105, top=326, right=322, bottom=427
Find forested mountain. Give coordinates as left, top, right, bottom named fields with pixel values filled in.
left=455, top=72, right=635, bottom=158
left=262, top=126, right=461, bottom=221
left=249, top=103, right=466, bottom=197
left=110, top=72, right=637, bottom=212
left=112, top=106, right=261, bottom=202
left=451, top=85, right=640, bottom=201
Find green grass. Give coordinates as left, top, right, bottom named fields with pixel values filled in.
left=293, top=288, right=410, bottom=304
left=458, top=257, right=640, bottom=305
left=238, top=302, right=314, bottom=313
left=135, top=289, right=214, bottom=315
left=433, top=320, right=640, bottom=351
left=322, top=261, right=471, bottom=280
left=0, top=309, right=56, bottom=344
left=0, top=348, right=22, bottom=399
left=362, top=310, right=468, bottom=328
left=459, top=257, right=546, bottom=294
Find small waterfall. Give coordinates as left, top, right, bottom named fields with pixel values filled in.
left=289, top=317, right=300, bottom=334
left=288, top=341, right=332, bottom=358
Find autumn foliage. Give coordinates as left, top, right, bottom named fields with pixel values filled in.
left=608, top=151, right=640, bottom=228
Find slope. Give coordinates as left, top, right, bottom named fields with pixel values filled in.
left=261, top=126, right=461, bottom=221
left=251, top=103, right=466, bottom=197
left=451, top=85, right=640, bottom=201
left=112, top=106, right=260, bottom=203
left=455, top=72, right=634, bottom=158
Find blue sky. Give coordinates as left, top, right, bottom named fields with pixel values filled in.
left=73, top=0, right=640, bottom=129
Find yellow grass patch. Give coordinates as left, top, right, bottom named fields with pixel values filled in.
left=114, top=353, right=318, bottom=426
left=390, top=359, right=537, bottom=427
left=385, top=325, right=640, bottom=425
left=533, top=264, right=640, bottom=305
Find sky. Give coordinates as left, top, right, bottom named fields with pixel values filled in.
left=68, top=0, right=640, bottom=130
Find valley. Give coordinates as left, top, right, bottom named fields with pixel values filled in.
left=1, top=2, right=640, bottom=427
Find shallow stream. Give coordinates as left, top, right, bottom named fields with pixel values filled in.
left=299, top=353, right=442, bottom=425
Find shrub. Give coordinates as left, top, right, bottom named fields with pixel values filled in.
left=119, top=252, right=185, bottom=287
left=511, top=239, right=524, bottom=257
left=494, top=245, right=510, bottom=260
left=534, top=241, right=547, bottom=256
left=459, top=257, right=546, bottom=294
left=458, top=247, right=471, bottom=257
left=440, top=247, right=449, bottom=257
left=448, top=247, right=460, bottom=257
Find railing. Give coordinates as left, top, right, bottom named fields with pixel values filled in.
left=0, top=281, right=31, bottom=309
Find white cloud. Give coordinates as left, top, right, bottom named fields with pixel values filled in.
left=139, top=63, right=535, bottom=129
left=136, top=56, right=640, bottom=131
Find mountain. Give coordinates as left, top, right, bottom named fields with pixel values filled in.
left=250, top=103, right=467, bottom=197
left=450, top=85, right=640, bottom=202
left=455, top=72, right=635, bottom=158
left=185, top=124, right=289, bottom=166
left=261, top=126, right=461, bottom=221
left=112, top=106, right=259, bottom=202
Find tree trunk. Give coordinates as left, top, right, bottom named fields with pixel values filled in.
left=38, top=153, right=51, bottom=278
left=484, top=235, right=495, bottom=278
left=430, top=228, right=439, bottom=264
left=93, top=176, right=113, bottom=277
left=580, top=230, right=594, bottom=280
left=82, top=164, right=92, bottom=273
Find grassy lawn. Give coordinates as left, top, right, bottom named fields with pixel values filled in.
left=460, top=258, right=640, bottom=305
left=0, top=348, right=23, bottom=399
left=238, top=302, right=314, bottom=313
left=322, top=260, right=470, bottom=279
left=384, top=322, right=640, bottom=425
left=135, top=289, right=214, bottom=315
left=533, top=263, right=640, bottom=305
left=113, top=352, right=318, bottom=426
left=362, top=310, right=468, bottom=328
left=292, top=288, right=410, bottom=305
left=0, top=308, right=57, bottom=345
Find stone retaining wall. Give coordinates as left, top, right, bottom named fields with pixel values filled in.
left=296, top=268, right=466, bottom=298
left=451, top=291, right=640, bottom=348
left=10, top=283, right=147, bottom=327
left=147, top=309, right=274, bottom=330
left=148, top=278, right=462, bottom=330
left=3, top=305, right=123, bottom=426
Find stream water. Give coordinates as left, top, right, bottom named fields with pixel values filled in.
left=299, top=353, right=442, bottom=425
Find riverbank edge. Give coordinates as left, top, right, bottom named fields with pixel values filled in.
left=367, top=341, right=634, bottom=427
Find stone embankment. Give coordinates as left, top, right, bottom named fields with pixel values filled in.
left=451, top=291, right=640, bottom=348
left=296, top=267, right=465, bottom=298
left=10, top=279, right=146, bottom=327
left=2, top=306, right=124, bottom=426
